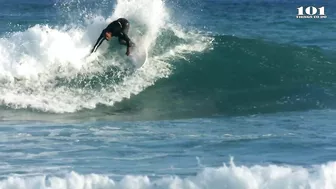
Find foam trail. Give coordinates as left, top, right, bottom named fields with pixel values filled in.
left=0, top=160, right=336, bottom=189
left=0, top=0, right=212, bottom=113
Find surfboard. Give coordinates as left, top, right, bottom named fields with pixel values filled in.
left=129, top=45, right=147, bottom=69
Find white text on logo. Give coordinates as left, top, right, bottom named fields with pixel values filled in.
left=297, top=6, right=327, bottom=19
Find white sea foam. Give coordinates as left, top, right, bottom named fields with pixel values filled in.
left=0, top=159, right=335, bottom=189
left=0, top=0, right=212, bottom=113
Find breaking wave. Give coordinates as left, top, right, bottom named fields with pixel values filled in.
left=1, top=159, right=336, bottom=189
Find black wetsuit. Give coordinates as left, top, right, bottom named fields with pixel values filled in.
left=91, top=18, right=133, bottom=53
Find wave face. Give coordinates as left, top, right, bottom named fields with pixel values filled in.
left=109, top=35, right=336, bottom=119
left=0, top=159, right=336, bottom=189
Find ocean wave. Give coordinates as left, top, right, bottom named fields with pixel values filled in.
left=1, top=0, right=336, bottom=120
left=1, top=159, right=335, bottom=189
left=0, top=0, right=212, bottom=114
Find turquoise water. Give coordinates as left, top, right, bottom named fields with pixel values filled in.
left=0, top=0, right=336, bottom=188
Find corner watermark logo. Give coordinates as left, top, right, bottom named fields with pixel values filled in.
left=297, top=6, right=327, bottom=19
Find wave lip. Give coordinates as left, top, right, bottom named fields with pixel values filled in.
left=0, top=159, right=335, bottom=189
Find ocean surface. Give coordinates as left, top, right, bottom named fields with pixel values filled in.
left=0, top=0, right=336, bottom=188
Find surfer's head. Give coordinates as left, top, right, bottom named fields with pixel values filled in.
left=105, top=31, right=112, bottom=41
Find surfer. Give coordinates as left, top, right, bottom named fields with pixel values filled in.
left=90, top=18, right=135, bottom=56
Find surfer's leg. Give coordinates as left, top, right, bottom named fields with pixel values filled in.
left=117, top=20, right=135, bottom=49
left=118, top=21, right=131, bottom=46
left=123, top=23, right=130, bottom=35
left=118, top=38, right=127, bottom=46
left=119, top=38, right=135, bottom=48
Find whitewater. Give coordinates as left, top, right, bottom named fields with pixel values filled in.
left=1, top=161, right=336, bottom=189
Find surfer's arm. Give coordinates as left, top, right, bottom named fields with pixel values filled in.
left=91, top=34, right=105, bottom=53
